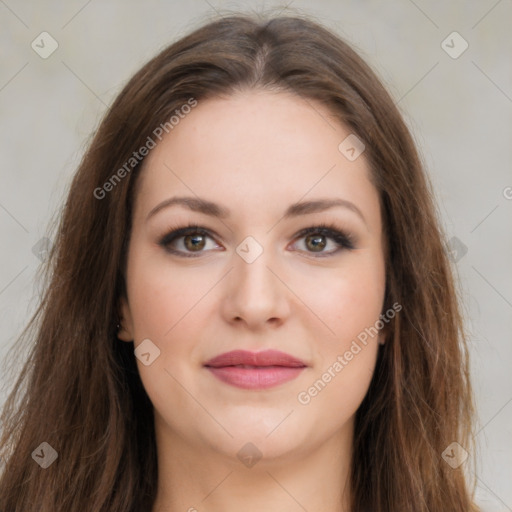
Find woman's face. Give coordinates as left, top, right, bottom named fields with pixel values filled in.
left=119, top=89, right=386, bottom=465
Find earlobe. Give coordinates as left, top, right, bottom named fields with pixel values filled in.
left=117, top=323, right=133, bottom=342
left=377, top=325, right=388, bottom=346
left=117, top=296, right=134, bottom=342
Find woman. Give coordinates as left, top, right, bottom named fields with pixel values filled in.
left=0, top=13, right=479, bottom=512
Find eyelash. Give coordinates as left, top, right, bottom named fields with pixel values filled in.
left=158, top=222, right=356, bottom=258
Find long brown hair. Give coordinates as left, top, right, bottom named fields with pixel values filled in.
left=0, top=12, right=479, bottom=511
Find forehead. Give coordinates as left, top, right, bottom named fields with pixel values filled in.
left=134, top=90, right=380, bottom=226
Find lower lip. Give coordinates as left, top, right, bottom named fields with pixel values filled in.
left=206, top=366, right=306, bottom=390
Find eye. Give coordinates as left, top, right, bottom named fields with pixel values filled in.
left=159, top=225, right=222, bottom=257
left=159, top=222, right=355, bottom=258
left=290, top=224, right=355, bottom=256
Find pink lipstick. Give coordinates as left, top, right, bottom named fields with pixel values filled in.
left=204, top=349, right=307, bottom=390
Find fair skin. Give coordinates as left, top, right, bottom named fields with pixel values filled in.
left=118, top=89, right=386, bottom=512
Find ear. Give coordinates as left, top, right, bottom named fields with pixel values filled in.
left=117, top=295, right=134, bottom=342
left=377, top=321, right=389, bottom=346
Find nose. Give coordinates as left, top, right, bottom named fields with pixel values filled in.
left=220, top=243, right=291, bottom=331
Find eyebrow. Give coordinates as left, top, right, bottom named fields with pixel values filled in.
left=146, top=196, right=367, bottom=225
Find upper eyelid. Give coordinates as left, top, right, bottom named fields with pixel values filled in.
left=160, top=225, right=353, bottom=252
left=161, top=225, right=345, bottom=241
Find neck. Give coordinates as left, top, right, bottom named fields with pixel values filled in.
left=151, top=415, right=354, bottom=512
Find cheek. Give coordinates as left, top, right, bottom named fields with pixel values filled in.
left=292, top=255, right=386, bottom=348
left=297, top=343, right=378, bottom=436
left=125, top=253, right=211, bottom=410
left=126, top=251, right=213, bottom=340
left=294, top=263, right=384, bottom=426
left=295, top=255, right=384, bottom=426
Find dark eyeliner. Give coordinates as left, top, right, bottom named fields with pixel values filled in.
left=158, top=223, right=216, bottom=257
left=294, top=222, right=356, bottom=252
left=158, top=222, right=355, bottom=257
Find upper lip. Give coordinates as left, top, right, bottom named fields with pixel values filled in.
left=204, top=350, right=307, bottom=368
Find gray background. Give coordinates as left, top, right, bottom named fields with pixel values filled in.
left=1, top=1, right=511, bottom=510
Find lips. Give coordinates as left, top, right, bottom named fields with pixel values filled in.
left=204, top=350, right=307, bottom=390
left=204, top=349, right=307, bottom=368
